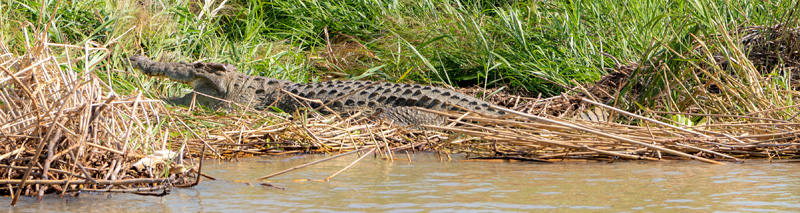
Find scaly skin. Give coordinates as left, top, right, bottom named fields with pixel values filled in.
left=129, top=55, right=505, bottom=126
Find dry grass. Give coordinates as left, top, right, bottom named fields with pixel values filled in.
left=0, top=28, right=199, bottom=204
left=3, top=24, right=800, bottom=204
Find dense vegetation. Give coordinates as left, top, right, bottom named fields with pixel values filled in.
left=2, top=0, right=798, bottom=116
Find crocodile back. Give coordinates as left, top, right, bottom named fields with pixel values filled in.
left=223, top=74, right=294, bottom=110
left=281, top=81, right=505, bottom=117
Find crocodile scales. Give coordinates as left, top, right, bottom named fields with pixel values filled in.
left=129, top=55, right=505, bottom=126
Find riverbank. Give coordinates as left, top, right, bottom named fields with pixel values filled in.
left=3, top=29, right=800, bottom=202
left=2, top=0, right=800, bottom=203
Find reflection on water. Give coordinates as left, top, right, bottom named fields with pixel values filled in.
left=2, top=153, right=800, bottom=212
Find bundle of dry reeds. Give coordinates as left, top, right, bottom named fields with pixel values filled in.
left=428, top=99, right=800, bottom=163
left=170, top=107, right=434, bottom=158
left=195, top=95, right=800, bottom=169
left=0, top=30, right=199, bottom=205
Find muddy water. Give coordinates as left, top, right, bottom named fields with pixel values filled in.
left=2, top=154, right=800, bottom=212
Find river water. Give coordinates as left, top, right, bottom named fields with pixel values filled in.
left=2, top=153, right=800, bottom=212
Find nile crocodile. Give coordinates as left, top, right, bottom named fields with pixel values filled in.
left=128, top=55, right=505, bottom=126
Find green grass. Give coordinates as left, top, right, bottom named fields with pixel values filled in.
left=1, top=0, right=798, bottom=118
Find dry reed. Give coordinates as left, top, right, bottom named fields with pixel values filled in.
left=0, top=28, right=200, bottom=205
left=3, top=25, right=800, bottom=203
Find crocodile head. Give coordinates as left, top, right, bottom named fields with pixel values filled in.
left=129, top=55, right=237, bottom=107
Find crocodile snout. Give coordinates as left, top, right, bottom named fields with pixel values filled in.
left=128, top=54, right=152, bottom=73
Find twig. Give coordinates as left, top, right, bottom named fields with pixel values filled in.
left=11, top=80, right=88, bottom=206
left=673, top=143, right=742, bottom=161
left=325, top=148, right=376, bottom=181
left=190, top=145, right=206, bottom=187
left=582, top=146, right=661, bottom=161
left=0, top=178, right=170, bottom=185
left=256, top=146, right=373, bottom=180
left=72, top=185, right=171, bottom=194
